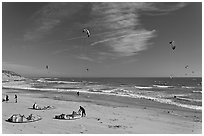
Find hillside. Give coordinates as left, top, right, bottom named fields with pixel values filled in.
left=2, top=70, right=26, bottom=82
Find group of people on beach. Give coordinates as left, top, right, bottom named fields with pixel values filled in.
left=3, top=92, right=86, bottom=123
left=2, top=94, right=17, bottom=103
left=32, top=101, right=86, bottom=118
left=54, top=106, right=86, bottom=120
left=32, top=103, right=86, bottom=120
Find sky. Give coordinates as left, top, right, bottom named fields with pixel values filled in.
left=2, top=2, right=202, bottom=77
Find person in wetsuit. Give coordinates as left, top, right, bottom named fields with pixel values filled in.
left=14, top=94, right=17, bottom=103
left=78, top=106, right=86, bottom=117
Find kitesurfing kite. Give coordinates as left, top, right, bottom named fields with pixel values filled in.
left=83, top=28, right=90, bottom=37
left=169, top=41, right=176, bottom=50
left=82, top=28, right=90, bottom=72
left=185, top=65, right=189, bottom=69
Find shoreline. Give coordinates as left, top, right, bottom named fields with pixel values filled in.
left=2, top=87, right=202, bottom=134
left=3, top=86, right=202, bottom=112
left=2, top=78, right=202, bottom=112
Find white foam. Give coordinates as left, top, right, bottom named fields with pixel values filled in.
left=181, top=86, right=195, bottom=89
left=47, top=80, right=81, bottom=84
left=135, top=86, right=153, bottom=89
left=37, top=78, right=81, bottom=84
left=37, top=78, right=46, bottom=82
left=153, top=85, right=174, bottom=88
left=101, top=90, right=114, bottom=93
left=3, top=85, right=62, bottom=92
left=192, top=90, right=202, bottom=93
left=176, top=97, right=202, bottom=102
left=127, top=94, right=202, bottom=110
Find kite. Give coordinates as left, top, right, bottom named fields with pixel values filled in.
left=83, top=28, right=90, bottom=37
left=169, top=41, right=176, bottom=50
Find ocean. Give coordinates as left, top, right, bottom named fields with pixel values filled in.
left=3, top=77, right=202, bottom=111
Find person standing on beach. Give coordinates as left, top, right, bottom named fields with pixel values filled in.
left=6, top=95, right=9, bottom=102
left=14, top=94, right=17, bottom=103
left=2, top=95, right=9, bottom=102
left=78, top=106, right=86, bottom=117
left=77, top=91, right=79, bottom=96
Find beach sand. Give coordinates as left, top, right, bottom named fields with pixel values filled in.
left=2, top=84, right=202, bottom=134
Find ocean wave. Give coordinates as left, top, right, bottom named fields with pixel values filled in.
left=135, top=86, right=153, bottom=89
left=87, top=89, right=103, bottom=92
left=192, top=90, right=202, bottom=93
left=37, top=78, right=81, bottom=84
left=3, top=85, right=62, bottom=92
left=86, top=89, right=202, bottom=111
left=37, top=78, right=46, bottom=82
left=127, top=94, right=202, bottom=110
left=3, top=84, right=88, bottom=93
left=47, top=81, right=81, bottom=84
left=3, top=84, right=201, bottom=111
left=100, top=90, right=114, bottom=93
left=153, top=85, right=174, bottom=88
left=181, top=86, right=195, bottom=89
left=96, top=91, right=202, bottom=111
left=176, top=97, right=202, bottom=103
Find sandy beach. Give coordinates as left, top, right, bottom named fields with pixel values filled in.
left=2, top=81, right=202, bottom=134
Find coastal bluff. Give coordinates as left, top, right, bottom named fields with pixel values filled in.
left=2, top=70, right=26, bottom=82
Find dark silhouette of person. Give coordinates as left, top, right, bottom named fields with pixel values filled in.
left=33, top=102, right=38, bottom=109
left=77, top=91, right=79, bottom=96
left=78, top=106, right=86, bottom=117
left=6, top=95, right=9, bottom=102
left=14, top=94, right=17, bottom=103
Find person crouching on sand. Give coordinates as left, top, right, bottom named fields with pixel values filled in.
left=78, top=106, right=86, bottom=117
left=33, top=102, right=39, bottom=109
left=2, top=95, right=9, bottom=102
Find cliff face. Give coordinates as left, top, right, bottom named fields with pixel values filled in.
left=2, top=70, right=26, bottom=82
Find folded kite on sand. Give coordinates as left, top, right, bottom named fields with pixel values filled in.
left=54, top=111, right=82, bottom=120
left=6, top=114, right=42, bottom=123
left=30, top=103, right=55, bottom=110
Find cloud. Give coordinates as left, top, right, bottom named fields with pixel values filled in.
left=140, top=2, right=188, bottom=15
left=52, top=48, right=70, bottom=55
left=84, top=2, right=186, bottom=57
left=24, top=18, right=60, bottom=41
left=91, top=30, right=155, bottom=46
left=23, top=2, right=187, bottom=58
left=110, top=30, right=156, bottom=56
left=86, top=3, right=156, bottom=57
left=76, top=55, right=95, bottom=62
left=23, top=3, right=84, bottom=41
